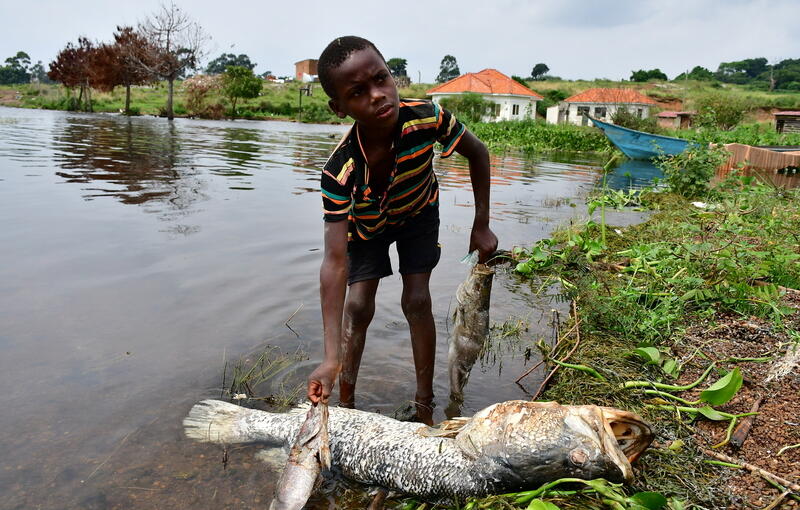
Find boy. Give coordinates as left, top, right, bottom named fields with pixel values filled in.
left=306, top=36, right=497, bottom=425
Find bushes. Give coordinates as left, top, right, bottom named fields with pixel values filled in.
left=654, top=144, right=730, bottom=198
left=470, top=120, right=614, bottom=153
left=611, top=108, right=659, bottom=133
left=440, top=93, right=494, bottom=123
left=693, top=92, right=754, bottom=130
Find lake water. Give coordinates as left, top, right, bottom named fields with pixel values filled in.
left=0, top=107, right=646, bottom=509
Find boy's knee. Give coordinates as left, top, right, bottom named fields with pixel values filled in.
left=401, top=289, right=431, bottom=321
left=345, top=294, right=375, bottom=326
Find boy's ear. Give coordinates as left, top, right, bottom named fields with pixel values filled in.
left=329, top=99, right=348, bottom=119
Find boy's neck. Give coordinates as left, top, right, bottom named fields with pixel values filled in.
left=356, top=122, right=395, bottom=151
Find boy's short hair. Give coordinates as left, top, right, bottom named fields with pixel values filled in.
left=318, top=36, right=385, bottom=99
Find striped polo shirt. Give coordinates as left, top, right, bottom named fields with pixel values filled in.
left=321, top=99, right=465, bottom=242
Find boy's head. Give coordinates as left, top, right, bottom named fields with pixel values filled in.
left=319, top=36, right=399, bottom=129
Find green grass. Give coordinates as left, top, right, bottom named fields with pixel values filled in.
left=483, top=174, right=800, bottom=510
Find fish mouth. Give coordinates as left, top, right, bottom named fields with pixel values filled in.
left=599, top=407, right=654, bottom=464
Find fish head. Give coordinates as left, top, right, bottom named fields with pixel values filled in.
left=455, top=401, right=653, bottom=487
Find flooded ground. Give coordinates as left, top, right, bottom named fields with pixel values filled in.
left=0, top=107, right=650, bottom=509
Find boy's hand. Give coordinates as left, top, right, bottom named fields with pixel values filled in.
left=470, top=221, right=498, bottom=264
left=307, top=359, right=341, bottom=404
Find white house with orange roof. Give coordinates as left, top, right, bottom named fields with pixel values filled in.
left=546, top=88, right=658, bottom=126
left=426, top=69, right=543, bottom=122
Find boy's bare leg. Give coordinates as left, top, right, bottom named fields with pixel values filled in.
left=401, top=272, right=435, bottom=425
left=338, top=278, right=380, bottom=408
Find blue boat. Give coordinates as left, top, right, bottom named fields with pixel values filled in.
left=588, top=116, right=695, bottom=160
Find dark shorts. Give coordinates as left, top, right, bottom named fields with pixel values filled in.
left=347, top=206, right=441, bottom=285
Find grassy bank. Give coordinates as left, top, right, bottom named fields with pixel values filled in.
left=454, top=172, right=798, bottom=509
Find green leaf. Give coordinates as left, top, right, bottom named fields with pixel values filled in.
left=662, top=359, right=680, bottom=378
left=527, top=500, right=561, bottom=510
left=700, top=368, right=743, bottom=406
left=697, top=406, right=728, bottom=421
left=633, top=347, right=661, bottom=364
left=629, top=492, right=668, bottom=510
left=515, top=261, right=532, bottom=274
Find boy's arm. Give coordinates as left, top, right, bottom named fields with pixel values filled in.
left=454, top=130, right=498, bottom=263
left=307, top=219, right=349, bottom=403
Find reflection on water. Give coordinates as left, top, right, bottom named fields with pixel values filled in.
left=0, top=106, right=631, bottom=509
left=605, top=158, right=665, bottom=190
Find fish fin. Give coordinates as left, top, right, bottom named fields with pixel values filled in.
left=184, top=399, right=248, bottom=443
left=416, top=417, right=471, bottom=438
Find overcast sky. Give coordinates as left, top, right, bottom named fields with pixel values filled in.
left=2, top=0, right=799, bottom=83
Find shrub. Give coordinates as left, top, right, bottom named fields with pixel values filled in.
left=611, top=108, right=659, bottom=133
left=655, top=144, right=730, bottom=198
left=440, top=93, right=494, bottom=123
left=693, top=92, right=754, bottom=130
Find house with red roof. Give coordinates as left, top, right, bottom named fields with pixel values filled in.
left=427, top=69, right=543, bottom=122
left=546, top=88, right=658, bottom=126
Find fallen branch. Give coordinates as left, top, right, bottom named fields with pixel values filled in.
left=730, top=396, right=763, bottom=449
left=701, top=448, right=800, bottom=494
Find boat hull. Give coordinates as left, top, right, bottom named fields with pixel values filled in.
left=589, top=116, right=693, bottom=159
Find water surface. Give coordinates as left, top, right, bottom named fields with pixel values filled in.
left=1, top=107, right=629, bottom=509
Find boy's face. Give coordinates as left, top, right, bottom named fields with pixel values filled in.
left=327, top=47, right=399, bottom=131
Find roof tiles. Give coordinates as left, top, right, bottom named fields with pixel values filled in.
left=427, top=69, right=543, bottom=99
left=565, top=88, right=657, bottom=105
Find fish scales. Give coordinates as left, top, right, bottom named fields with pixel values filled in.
left=448, top=263, right=494, bottom=402
left=184, top=399, right=653, bottom=500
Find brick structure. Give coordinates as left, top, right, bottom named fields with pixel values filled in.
left=294, top=59, right=318, bottom=81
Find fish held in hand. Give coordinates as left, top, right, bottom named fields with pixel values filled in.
left=268, top=401, right=330, bottom=510
left=448, top=263, right=494, bottom=403
left=184, top=399, right=653, bottom=500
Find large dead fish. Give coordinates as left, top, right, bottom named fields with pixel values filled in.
left=184, top=399, right=653, bottom=501
left=448, top=263, right=494, bottom=403
left=269, top=401, right=330, bottom=510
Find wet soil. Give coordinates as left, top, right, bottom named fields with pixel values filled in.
left=670, top=292, right=800, bottom=509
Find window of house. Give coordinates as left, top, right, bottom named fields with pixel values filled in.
left=594, top=107, right=607, bottom=118
left=577, top=106, right=590, bottom=117
left=512, top=104, right=520, bottom=115
left=637, top=108, right=643, bottom=118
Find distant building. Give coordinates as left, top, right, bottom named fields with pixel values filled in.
left=657, top=111, right=695, bottom=130
left=775, top=111, right=800, bottom=134
left=547, top=88, right=658, bottom=126
left=294, top=59, right=318, bottom=81
left=427, top=69, right=543, bottom=122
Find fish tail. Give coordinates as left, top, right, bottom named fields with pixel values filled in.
left=183, top=399, right=254, bottom=444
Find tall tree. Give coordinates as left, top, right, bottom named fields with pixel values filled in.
left=48, top=38, right=97, bottom=111
left=674, top=66, right=714, bottom=82
left=221, top=65, right=262, bottom=114
left=436, top=55, right=459, bottom=83
left=0, top=51, right=32, bottom=84
left=206, top=53, right=255, bottom=74
left=139, top=2, right=208, bottom=120
left=530, top=63, right=549, bottom=80
left=105, top=26, right=157, bottom=114
left=630, top=68, right=668, bottom=82
left=386, top=58, right=408, bottom=78
left=28, top=61, right=53, bottom=84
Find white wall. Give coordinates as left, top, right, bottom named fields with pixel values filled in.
left=430, top=93, right=538, bottom=122
left=562, top=102, right=653, bottom=126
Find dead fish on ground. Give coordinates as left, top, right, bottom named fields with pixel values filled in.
left=448, top=263, right=494, bottom=404
left=269, top=401, right=331, bottom=510
left=184, top=399, right=653, bottom=501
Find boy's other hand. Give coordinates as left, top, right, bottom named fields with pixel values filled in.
left=307, top=359, right=340, bottom=404
left=470, top=222, right=498, bottom=264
